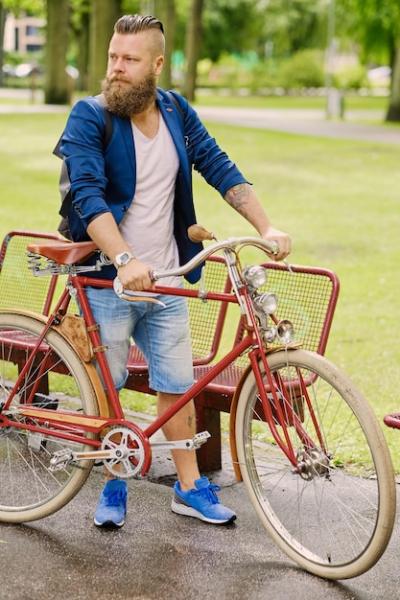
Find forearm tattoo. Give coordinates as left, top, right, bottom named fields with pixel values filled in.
left=224, top=183, right=251, bottom=213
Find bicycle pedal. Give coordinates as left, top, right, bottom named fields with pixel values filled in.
left=192, top=431, right=211, bottom=448
left=49, top=448, right=74, bottom=471
left=150, top=431, right=211, bottom=452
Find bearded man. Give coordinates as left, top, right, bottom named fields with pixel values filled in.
left=60, top=14, right=291, bottom=529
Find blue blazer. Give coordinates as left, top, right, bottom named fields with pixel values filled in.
left=60, top=89, right=247, bottom=283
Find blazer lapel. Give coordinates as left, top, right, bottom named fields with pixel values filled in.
left=157, top=91, right=190, bottom=181
left=116, top=115, right=136, bottom=181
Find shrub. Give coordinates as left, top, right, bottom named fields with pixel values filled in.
left=280, top=50, right=325, bottom=90
left=333, top=65, right=369, bottom=90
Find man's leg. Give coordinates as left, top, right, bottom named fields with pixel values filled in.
left=85, top=287, right=139, bottom=528
left=158, top=393, right=199, bottom=491
left=135, top=295, right=236, bottom=525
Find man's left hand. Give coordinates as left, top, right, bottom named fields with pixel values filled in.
left=261, top=226, right=292, bottom=261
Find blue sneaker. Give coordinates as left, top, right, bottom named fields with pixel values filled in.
left=94, top=479, right=127, bottom=528
left=171, top=476, right=236, bottom=525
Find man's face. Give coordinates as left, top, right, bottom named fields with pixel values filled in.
left=107, top=32, right=163, bottom=87
left=102, top=31, right=164, bottom=118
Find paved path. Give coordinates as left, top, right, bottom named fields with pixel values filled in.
left=3, top=472, right=399, bottom=600
left=1, top=102, right=398, bottom=144
left=0, top=414, right=399, bottom=600
left=195, top=106, right=400, bottom=145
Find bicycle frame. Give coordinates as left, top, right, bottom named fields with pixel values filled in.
left=1, top=258, right=325, bottom=474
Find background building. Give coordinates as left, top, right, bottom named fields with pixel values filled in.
left=3, top=14, right=44, bottom=54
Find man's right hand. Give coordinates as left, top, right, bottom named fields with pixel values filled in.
left=117, top=258, right=154, bottom=291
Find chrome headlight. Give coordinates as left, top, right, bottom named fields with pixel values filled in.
left=263, top=326, right=277, bottom=344
left=255, top=292, right=278, bottom=315
left=277, top=319, right=295, bottom=345
left=243, top=265, right=267, bottom=289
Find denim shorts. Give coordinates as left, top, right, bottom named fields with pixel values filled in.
left=85, top=287, right=194, bottom=394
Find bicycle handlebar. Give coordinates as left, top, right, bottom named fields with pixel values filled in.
left=113, top=236, right=278, bottom=298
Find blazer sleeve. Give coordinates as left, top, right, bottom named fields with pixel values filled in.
left=173, top=93, right=249, bottom=196
left=60, top=99, right=111, bottom=230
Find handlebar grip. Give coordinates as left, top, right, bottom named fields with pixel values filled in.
left=187, top=224, right=216, bottom=243
left=113, top=268, right=157, bottom=298
left=269, top=241, right=279, bottom=256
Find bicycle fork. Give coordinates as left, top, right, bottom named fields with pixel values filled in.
left=250, top=349, right=331, bottom=480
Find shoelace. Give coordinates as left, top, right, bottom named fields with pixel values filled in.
left=195, top=483, right=221, bottom=505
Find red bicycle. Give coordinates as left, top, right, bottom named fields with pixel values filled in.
left=0, top=227, right=395, bottom=580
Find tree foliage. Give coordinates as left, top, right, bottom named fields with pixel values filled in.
left=337, top=0, right=400, bottom=120
left=201, top=0, right=263, bottom=62
left=260, top=0, right=327, bottom=57
left=2, top=0, right=44, bottom=16
left=337, top=0, right=400, bottom=61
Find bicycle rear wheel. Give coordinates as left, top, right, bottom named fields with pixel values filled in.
left=0, top=312, right=99, bottom=523
left=235, top=349, right=395, bottom=579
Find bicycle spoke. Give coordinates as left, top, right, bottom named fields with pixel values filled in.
left=0, top=316, right=97, bottom=520
left=236, top=350, right=393, bottom=577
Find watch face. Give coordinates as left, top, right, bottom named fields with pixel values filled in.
left=116, top=252, right=132, bottom=266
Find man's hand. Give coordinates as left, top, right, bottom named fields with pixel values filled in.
left=261, top=226, right=292, bottom=261
left=117, top=258, right=154, bottom=291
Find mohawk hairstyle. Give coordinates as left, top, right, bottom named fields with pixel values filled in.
left=114, top=14, right=164, bottom=35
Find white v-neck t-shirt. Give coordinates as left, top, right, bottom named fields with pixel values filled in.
left=119, top=113, right=181, bottom=288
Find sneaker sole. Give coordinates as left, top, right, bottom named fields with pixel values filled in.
left=94, top=518, right=125, bottom=528
left=171, top=500, right=236, bottom=525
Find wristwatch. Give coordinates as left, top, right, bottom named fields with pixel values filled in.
left=114, top=251, right=135, bottom=268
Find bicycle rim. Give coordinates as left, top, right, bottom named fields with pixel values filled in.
left=0, top=312, right=98, bottom=523
left=235, top=349, right=395, bottom=579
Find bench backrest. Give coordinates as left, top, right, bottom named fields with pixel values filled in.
left=0, top=231, right=60, bottom=315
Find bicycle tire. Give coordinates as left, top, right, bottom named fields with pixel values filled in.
left=235, top=348, right=395, bottom=579
left=0, top=312, right=99, bottom=523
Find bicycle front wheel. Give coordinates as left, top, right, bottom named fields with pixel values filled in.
left=235, top=349, right=395, bottom=579
left=0, top=312, right=99, bottom=523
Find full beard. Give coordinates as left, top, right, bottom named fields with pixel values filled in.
left=101, top=72, right=157, bottom=118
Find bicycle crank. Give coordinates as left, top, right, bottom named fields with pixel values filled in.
left=49, top=429, right=211, bottom=479
left=48, top=445, right=140, bottom=473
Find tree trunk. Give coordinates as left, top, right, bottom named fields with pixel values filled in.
left=44, top=0, right=70, bottom=104
left=0, top=2, right=6, bottom=88
left=77, top=3, right=90, bottom=91
left=88, top=0, right=121, bottom=95
left=386, top=44, right=400, bottom=122
left=182, top=0, right=204, bottom=102
left=156, top=0, right=176, bottom=90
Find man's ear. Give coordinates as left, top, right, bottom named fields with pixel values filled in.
left=154, top=54, right=164, bottom=76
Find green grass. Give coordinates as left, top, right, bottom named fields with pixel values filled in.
left=1, top=112, right=400, bottom=470
left=0, top=87, right=388, bottom=112
left=0, top=97, right=38, bottom=105
left=194, top=91, right=388, bottom=112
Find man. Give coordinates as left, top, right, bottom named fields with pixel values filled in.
left=60, top=14, right=291, bottom=529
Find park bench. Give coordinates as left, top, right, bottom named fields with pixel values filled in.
left=0, top=230, right=340, bottom=472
